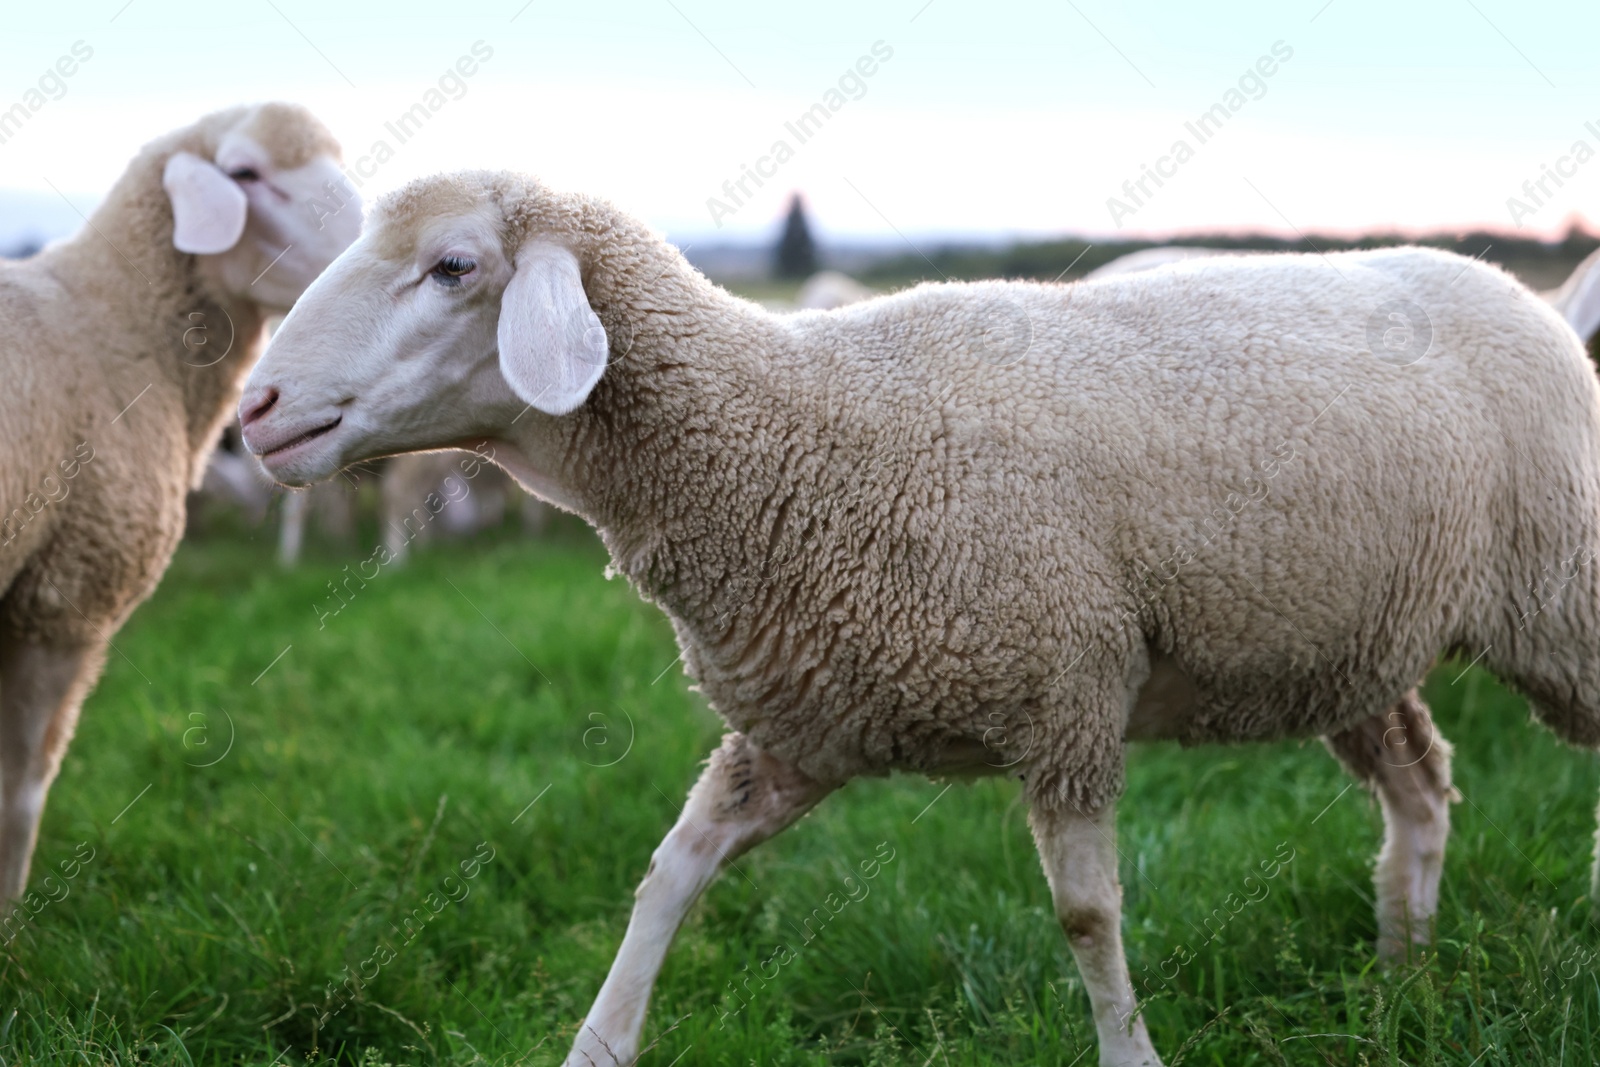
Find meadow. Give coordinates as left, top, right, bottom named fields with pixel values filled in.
left=3, top=519, right=1599, bottom=1066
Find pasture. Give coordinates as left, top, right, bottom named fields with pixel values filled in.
left=2, top=521, right=1597, bottom=1066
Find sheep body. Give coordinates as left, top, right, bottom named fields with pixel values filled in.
left=243, top=175, right=1600, bottom=1064
left=566, top=241, right=1600, bottom=811
left=0, top=104, right=354, bottom=898
left=0, top=258, right=223, bottom=646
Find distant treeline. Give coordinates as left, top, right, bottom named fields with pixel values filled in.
left=857, top=226, right=1600, bottom=290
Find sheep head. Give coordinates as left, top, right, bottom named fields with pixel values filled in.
left=163, top=102, right=363, bottom=313
left=239, top=171, right=607, bottom=488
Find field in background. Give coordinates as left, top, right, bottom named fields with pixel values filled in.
left=686, top=222, right=1600, bottom=296
left=847, top=228, right=1600, bottom=293
left=2, top=529, right=1599, bottom=1065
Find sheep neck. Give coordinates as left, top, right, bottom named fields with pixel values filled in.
left=47, top=152, right=269, bottom=468
left=515, top=221, right=823, bottom=636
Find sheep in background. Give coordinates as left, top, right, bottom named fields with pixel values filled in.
left=241, top=172, right=1600, bottom=1067
left=193, top=320, right=363, bottom=566
left=1083, top=245, right=1238, bottom=279
left=192, top=429, right=274, bottom=527
left=276, top=477, right=360, bottom=566
left=1088, top=244, right=1600, bottom=350
left=268, top=452, right=550, bottom=568
left=379, top=451, right=548, bottom=565
left=793, top=269, right=874, bottom=309
left=0, top=104, right=358, bottom=901
left=1545, top=246, right=1600, bottom=346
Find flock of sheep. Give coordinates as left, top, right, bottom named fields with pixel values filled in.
left=7, top=103, right=1600, bottom=1067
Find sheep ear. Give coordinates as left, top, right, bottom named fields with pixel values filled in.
left=497, top=241, right=607, bottom=415
left=163, top=151, right=248, bottom=255
left=1552, top=249, right=1600, bottom=344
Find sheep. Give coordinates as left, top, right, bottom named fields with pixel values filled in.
left=1544, top=246, right=1600, bottom=346
left=193, top=431, right=275, bottom=528
left=276, top=477, right=359, bottom=566
left=1088, top=244, right=1600, bottom=350
left=378, top=452, right=549, bottom=564
left=239, top=170, right=1600, bottom=1067
left=0, top=103, right=358, bottom=903
left=1083, top=245, right=1237, bottom=279
left=270, top=453, right=549, bottom=568
left=792, top=269, right=874, bottom=309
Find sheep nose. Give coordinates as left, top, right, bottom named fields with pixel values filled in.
left=239, top=386, right=279, bottom=428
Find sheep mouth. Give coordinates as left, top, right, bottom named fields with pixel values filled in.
left=260, top=416, right=343, bottom=460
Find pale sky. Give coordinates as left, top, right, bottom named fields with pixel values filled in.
left=2, top=0, right=1598, bottom=245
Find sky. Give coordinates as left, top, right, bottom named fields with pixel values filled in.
left=1, top=0, right=1599, bottom=247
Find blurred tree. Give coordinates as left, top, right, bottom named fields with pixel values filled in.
left=2, top=235, right=43, bottom=260
left=774, top=193, right=817, bottom=279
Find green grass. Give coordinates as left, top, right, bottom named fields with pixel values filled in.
left=4, top=525, right=1599, bottom=1065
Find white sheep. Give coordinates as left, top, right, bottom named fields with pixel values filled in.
left=792, top=269, right=874, bottom=309
left=241, top=172, right=1600, bottom=1067
left=0, top=103, right=358, bottom=902
left=275, top=477, right=359, bottom=566
left=1545, top=246, right=1600, bottom=344
left=377, top=451, right=549, bottom=564
left=194, top=434, right=275, bottom=526
left=1088, top=244, right=1600, bottom=348
left=271, top=453, right=549, bottom=568
left=1083, top=245, right=1237, bottom=279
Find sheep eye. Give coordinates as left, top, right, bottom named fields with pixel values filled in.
left=228, top=167, right=261, bottom=182
left=431, top=256, right=477, bottom=288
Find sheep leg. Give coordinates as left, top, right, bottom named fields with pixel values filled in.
left=564, top=733, right=829, bottom=1067
left=0, top=637, right=101, bottom=901
left=277, top=490, right=308, bottom=567
left=1323, top=690, right=1456, bottom=963
left=1029, top=801, right=1162, bottom=1067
